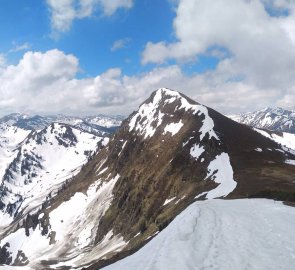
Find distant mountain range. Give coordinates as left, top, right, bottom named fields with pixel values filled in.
left=0, top=113, right=124, bottom=136
left=228, top=107, right=295, bottom=134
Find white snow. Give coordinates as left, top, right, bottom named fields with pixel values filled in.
left=49, top=175, right=120, bottom=251
left=205, top=153, right=237, bottom=199
left=0, top=227, right=50, bottom=263
left=190, top=144, right=205, bottom=160
left=86, top=116, right=122, bottom=128
left=102, top=199, right=295, bottom=270
left=128, top=90, right=165, bottom=139
left=163, top=121, right=183, bottom=136
left=229, top=107, right=295, bottom=131
left=133, top=232, right=141, bottom=238
left=285, top=159, right=295, bottom=165
left=163, top=197, right=176, bottom=206
left=74, top=230, right=126, bottom=267
left=97, top=166, right=108, bottom=176
left=255, top=148, right=263, bottom=152
left=254, top=128, right=295, bottom=150
left=0, top=125, right=30, bottom=185
left=0, top=123, right=105, bottom=226
left=0, top=173, right=124, bottom=267
left=128, top=88, right=218, bottom=140
left=118, top=141, right=127, bottom=156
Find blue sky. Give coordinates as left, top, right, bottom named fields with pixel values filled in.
left=0, top=0, right=178, bottom=76
left=0, top=0, right=295, bottom=116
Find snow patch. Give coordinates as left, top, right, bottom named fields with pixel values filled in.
left=255, top=128, right=295, bottom=150
left=163, top=121, right=184, bottom=136
left=205, top=153, right=237, bottom=199
left=190, top=144, right=205, bottom=160
left=163, top=197, right=176, bottom=206
left=118, top=141, right=127, bottom=156
left=285, top=159, right=295, bottom=165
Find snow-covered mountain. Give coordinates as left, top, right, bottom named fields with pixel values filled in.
left=228, top=107, right=295, bottom=152
left=84, top=115, right=123, bottom=128
left=0, top=89, right=295, bottom=269
left=229, top=107, right=295, bottom=134
left=0, top=112, right=122, bottom=226
left=0, top=113, right=124, bottom=136
left=0, top=123, right=108, bottom=226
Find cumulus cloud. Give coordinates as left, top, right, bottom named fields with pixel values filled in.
left=47, top=0, right=133, bottom=33
left=0, top=49, right=294, bottom=117
left=142, top=0, right=295, bottom=91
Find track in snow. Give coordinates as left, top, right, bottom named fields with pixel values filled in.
left=103, top=199, right=295, bottom=270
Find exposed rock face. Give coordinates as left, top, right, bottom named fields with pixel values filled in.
left=0, top=88, right=295, bottom=269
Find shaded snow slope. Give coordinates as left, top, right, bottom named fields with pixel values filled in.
left=103, top=199, right=295, bottom=270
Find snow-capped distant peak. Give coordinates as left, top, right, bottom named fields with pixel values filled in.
left=229, top=107, right=295, bottom=134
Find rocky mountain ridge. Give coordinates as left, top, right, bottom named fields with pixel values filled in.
left=0, top=88, right=294, bottom=269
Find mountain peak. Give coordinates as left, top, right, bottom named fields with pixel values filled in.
left=149, top=88, right=198, bottom=105
left=128, top=88, right=217, bottom=140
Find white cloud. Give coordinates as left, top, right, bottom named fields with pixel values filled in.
left=0, top=54, right=6, bottom=67
left=142, top=0, right=295, bottom=91
left=0, top=49, right=294, bottom=117
left=99, top=0, right=133, bottom=16
left=9, top=42, right=31, bottom=53
left=47, top=0, right=133, bottom=33
left=47, top=0, right=76, bottom=32
left=111, top=38, right=130, bottom=51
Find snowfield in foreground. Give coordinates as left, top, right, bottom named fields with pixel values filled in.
left=103, top=199, right=295, bottom=270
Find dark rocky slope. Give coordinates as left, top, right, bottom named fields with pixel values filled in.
left=62, top=88, right=295, bottom=269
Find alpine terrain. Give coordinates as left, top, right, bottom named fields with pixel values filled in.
left=229, top=107, right=295, bottom=152
left=0, top=88, right=294, bottom=270
left=228, top=107, right=295, bottom=134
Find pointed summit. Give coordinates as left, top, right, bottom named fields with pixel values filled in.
left=128, top=88, right=217, bottom=140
